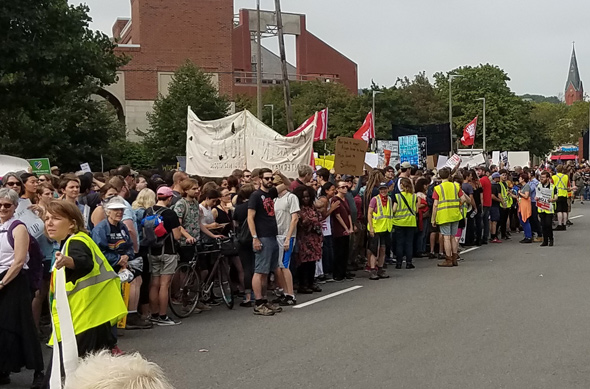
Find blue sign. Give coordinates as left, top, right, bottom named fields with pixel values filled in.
left=398, top=135, right=419, bottom=165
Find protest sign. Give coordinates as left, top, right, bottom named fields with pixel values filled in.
left=377, top=141, right=399, bottom=167
left=418, top=137, right=427, bottom=169
left=445, top=154, right=462, bottom=170
left=508, top=151, right=530, bottom=168
left=80, top=163, right=91, bottom=173
left=364, top=153, right=379, bottom=168
left=28, top=158, right=51, bottom=175
left=427, top=155, right=436, bottom=169
left=398, top=135, right=419, bottom=165
left=436, top=156, right=448, bottom=170
left=15, top=199, right=44, bottom=239
left=536, top=186, right=553, bottom=211
left=334, top=137, right=368, bottom=176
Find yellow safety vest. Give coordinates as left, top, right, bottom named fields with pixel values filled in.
left=552, top=173, right=569, bottom=197
left=368, top=195, right=393, bottom=233
left=537, top=183, right=555, bottom=214
left=499, top=182, right=513, bottom=208
left=393, top=192, right=417, bottom=227
left=434, top=181, right=462, bottom=224
left=50, top=232, right=127, bottom=344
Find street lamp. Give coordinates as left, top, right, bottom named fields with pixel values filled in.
left=476, top=97, right=486, bottom=152
left=264, top=104, right=274, bottom=128
left=372, top=90, right=384, bottom=151
left=449, top=74, right=463, bottom=154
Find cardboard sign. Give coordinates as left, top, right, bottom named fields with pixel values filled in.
left=27, top=158, right=51, bottom=175
left=334, top=137, right=368, bottom=176
left=79, top=163, right=91, bottom=173
left=427, top=155, right=436, bottom=170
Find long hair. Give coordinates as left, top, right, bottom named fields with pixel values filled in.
left=132, top=188, right=156, bottom=210
left=363, top=170, right=385, bottom=211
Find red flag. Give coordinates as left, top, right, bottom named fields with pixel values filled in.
left=353, top=111, right=374, bottom=143
left=460, top=116, right=478, bottom=146
left=287, top=108, right=328, bottom=141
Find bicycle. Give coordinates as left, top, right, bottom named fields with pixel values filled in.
left=168, top=237, right=235, bottom=318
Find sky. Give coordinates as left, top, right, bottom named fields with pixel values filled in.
left=70, top=0, right=590, bottom=97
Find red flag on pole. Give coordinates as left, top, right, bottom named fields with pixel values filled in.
left=286, top=108, right=328, bottom=141
left=460, top=116, right=478, bottom=146
left=353, top=111, right=375, bottom=143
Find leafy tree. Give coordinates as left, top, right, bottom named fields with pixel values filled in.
left=520, top=94, right=561, bottom=104
left=531, top=101, right=589, bottom=146
left=143, top=62, right=230, bottom=165
left=0, top=0, right=128, bottom=169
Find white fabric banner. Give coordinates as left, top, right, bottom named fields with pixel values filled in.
left=186, top=108, right=315, bottom=177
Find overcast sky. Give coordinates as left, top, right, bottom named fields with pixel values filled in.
left=70, top=0, right=590, bottom=97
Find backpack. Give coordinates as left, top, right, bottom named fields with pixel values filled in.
left=140, top=207, right=170, bottom=249
left=3, top=220, right=44, bottom=292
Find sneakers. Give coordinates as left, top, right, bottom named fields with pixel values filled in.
left=377, top=269, right=390, bottom=279
left=279, top=295, right=297, bottom=306
left=369, top=269, right=380, bottom=280
left=31, top=371, right=44, bottom=389
left=150, top=315, right=181, bottom=326
left=297, top=287, right=314, bottom=294
left=406, top=263, right=415, bottom=269
left=253, top=303, right=275, bottom=316
left=428, top=252, right=437, bottom=259
left=491, top=238, right=502, bottom=243
left=125, top=313, right=153, bottom=330
left=519, top=238, right=532, bottom=244
left=240, top=300, right=254, bottom=308
left=333, top=278, right=344, bottom=283
left=264, top=302, right=283, bottom=313
left=272, top=295, right=285, bottom=304
left=311, top=284, right=323, bottom=292
left=533, top=237, right=543, bottom=243
left=566, top=220, right=573, bottom=226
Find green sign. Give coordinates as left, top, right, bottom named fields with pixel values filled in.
left=27, top=158, right=51, bottom=175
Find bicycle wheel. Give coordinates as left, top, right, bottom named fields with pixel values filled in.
left=216, top=258, right=234, bottom=309
left=169, top=263, right=201, bottom=318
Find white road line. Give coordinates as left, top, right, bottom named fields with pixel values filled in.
left=570, top=215, right=584, bottom=220
left=460, top=247, right=480, bottom=255
left=293, top=286, right=363, bottom=309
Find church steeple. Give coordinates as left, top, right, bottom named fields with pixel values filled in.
left=565, top=42, right=584, bottom=105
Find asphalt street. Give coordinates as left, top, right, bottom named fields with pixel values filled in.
left=11, top=203, right=590, bottom=389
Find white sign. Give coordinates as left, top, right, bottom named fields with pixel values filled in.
left=459, top=153, right=486, bottom=169
left=436, top=156, right=448, bottom=170
left=80, top=163, right=91, bottom=173
left=186, top=108, right=314, bottom=177
left=15, top=199, right=44, bottom=239
left=491, top=151, right=500, bottom=166
left=508, top=151, right=530, bottom=168
left=445, top=154, right=462, bottom=170
left=536, top=186, right=553, bottom=211
left=364, top=153, right=379, bottom=168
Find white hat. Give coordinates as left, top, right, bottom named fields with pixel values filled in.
left=104, top=196, right=127, bottom=210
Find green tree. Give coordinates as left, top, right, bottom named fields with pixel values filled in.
left=143, top=62, right=230, bottom=165
left=0, top=0, right=127, bottom=169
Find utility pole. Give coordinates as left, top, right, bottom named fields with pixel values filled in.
left=448, top=74, right=463, bottom=155
left=274, top=0, right=294, bottom=132
left=476, top=97, right=486, bottom=152
left=256, top=0, right=263, bottom=120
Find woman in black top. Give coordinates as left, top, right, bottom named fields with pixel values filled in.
left=232, top=185, right=256, bottom=307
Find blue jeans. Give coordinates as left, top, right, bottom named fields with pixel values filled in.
left=321, top=235, right=334, bottom=276
left=584, top=186, right=590, bottom=201
left=395, top=227, right=416, bottom=265
left=519, top=214, right=532, bottom=239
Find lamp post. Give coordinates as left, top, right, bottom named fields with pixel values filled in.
left=476, top=97, right=486, bottom=152
left=372, top=90, right=384, bottom=151
left=264, top=104, right=274, bottom=128
left=449, top=74, right=463, bottom=154
left=256, top=0, right=263, bottom=120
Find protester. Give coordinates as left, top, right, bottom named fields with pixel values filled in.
left=552, top=165, right=570, bottom=230
left=536, top=171, right=557, bottom=247
left=20, top=173, right=39, bottom=204
left=233, top=184, right=256, bottom=307
left=414, top=178, right=430, bottom=257
left=3, top=173, right=24, bottom=196
left=489, top=172, right=504, bottom=243
left=316, top=182, right=339, bottom=283
left=392, top=177, right=418, bottom=269
left=517, top=173, right=533, bottom=244
left=366, top=182, right=392, bottom=279
left=289, top=165, right=313, bottom=191
left=0, top=188, right=45, bottom=388
left=477, top=166, right=492, bottom=244
left=331, top=180, right=354, bottom=281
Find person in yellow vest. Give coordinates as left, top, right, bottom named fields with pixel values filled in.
left=43, top=201, right=127, bottom=382
left=367, top=182, right=393, bottom=280
left=431, top=168, right=464, bottom=267
left=392, top=178, right=419, bottom=270
left=498, top=169, right=513, bottom=240
left=536, top=171, right=558, bottom=246
left=552, top=164, right=569, bottom=230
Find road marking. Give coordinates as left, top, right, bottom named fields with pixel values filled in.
left=460, top=247, right=480, bottom=255
left=570, top=215, right=583, bottom=220
left=293, top=286, right=363, bottom=309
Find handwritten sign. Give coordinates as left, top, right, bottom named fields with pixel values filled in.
left=445, top=154, right=462, bottom=170
left=536, top=186, right=553, bottom=211
left=80, top=163, right=91, bottom=173
left=334, top=137, right=368, bottom=176
left=399, top=135, right=419, bottom=166
left=418, top=137, right=427, bottom=169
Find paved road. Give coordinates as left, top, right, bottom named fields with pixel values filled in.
left=11, top=204, right=590, bottom=388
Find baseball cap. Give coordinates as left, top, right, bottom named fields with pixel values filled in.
left=401, top=162, right=412, bottom=169
left=491, top=172, right=501, bottom=179
left=104, top=196, right=127, bottom=210
left=386, top=180, right=394, bottom=187
left=157, top=186, right=174, bottom=198
left=378, top=182, right=388, bottom=189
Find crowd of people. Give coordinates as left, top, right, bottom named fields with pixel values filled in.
left=0, top=158, right=583, bottom=387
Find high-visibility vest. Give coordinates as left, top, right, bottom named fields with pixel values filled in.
left=368, top=195, right=393, bottom=233
left=393, top=192, right=417, bottom=227
left=499, top=182, right=513, bottom=208
left=537, top=183, right=555, bottom=214
left=552, top=173, right=569, bottom=197
left=434, top=181, right=462, bottom=224
left=49, top=232, right=127, bottom=344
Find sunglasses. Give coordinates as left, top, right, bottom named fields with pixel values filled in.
left=5, top=182, right=21, bottom=187
left=244, top=175, right=251, bottom=178
left=0, top=203, right=13, bottom=209
left=262, top=177, right=273, bottom=181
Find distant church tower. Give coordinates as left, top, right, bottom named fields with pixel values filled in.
left=565, top=43, right=583, bottom=106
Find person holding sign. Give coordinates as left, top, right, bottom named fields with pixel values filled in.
left=552, top=165, right=570, bottom=230
left=536, top=171, right=558, bottom=247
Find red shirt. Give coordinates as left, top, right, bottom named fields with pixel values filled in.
left=480, top=176, right=492, bottom=207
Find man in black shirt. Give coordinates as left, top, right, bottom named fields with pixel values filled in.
left=247, top=168, right=290, bottom=316
left=148, top=186, right=182, bottom=326
left=490, top=172, right=505, bottom=243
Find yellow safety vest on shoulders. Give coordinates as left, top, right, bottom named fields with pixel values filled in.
left=500, top=182, right=513, bottom=208
left=552, top=173, right=569, bottom=197
left=434, top=181, right=462, bottom=224
left=50, top=232, right=127, bottom=344
left=537, top=183, right=555, bottom=214
left=393, top=192, right=417, bottom=227
left=368, top=196, right=393, bottom=233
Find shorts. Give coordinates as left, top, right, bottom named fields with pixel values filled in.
left=489, top=206, right=500, bottom=222
left=575, top=186, right=584, bottom=197
left=149, top=253, right=179, bottom=276
left=439, top=221, right=459, bottom=236
left=254, top=236, right=279, bottom=274
left=277, top=236, right=295, bottom=269
left=369, top=231, right=390, bottom=256
left=556, top=196, right=568, bottom=213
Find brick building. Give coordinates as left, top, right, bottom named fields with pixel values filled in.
left=565, top=44, right=583, bottom=106
left=102, top=0, right=358, bottom=140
